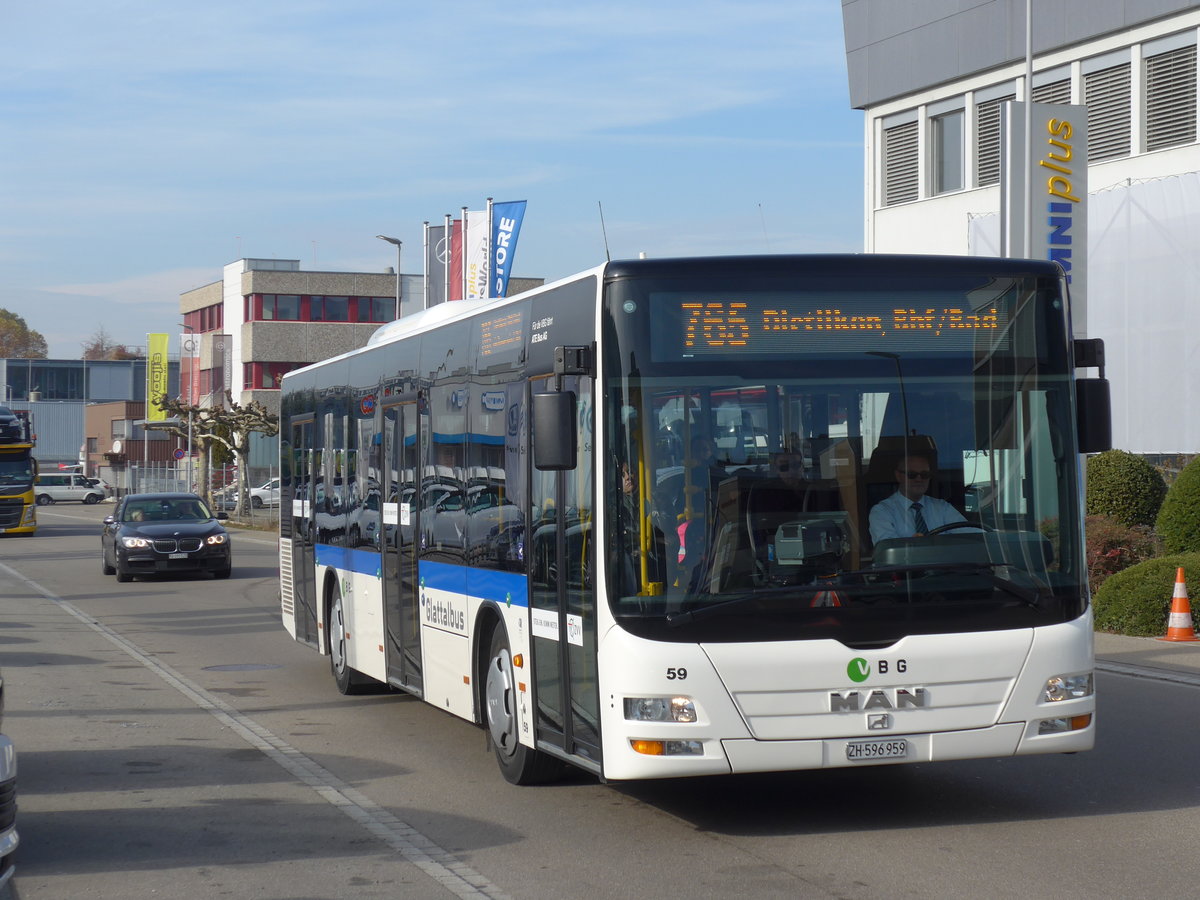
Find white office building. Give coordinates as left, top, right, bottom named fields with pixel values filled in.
left=842, top=0, right=1200, bottom=453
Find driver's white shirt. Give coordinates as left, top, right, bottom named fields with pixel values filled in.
left=869, top=491, right=966, bottom=543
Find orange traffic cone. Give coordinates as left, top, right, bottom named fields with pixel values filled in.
left=1159, top=567, right=1199, bottom=642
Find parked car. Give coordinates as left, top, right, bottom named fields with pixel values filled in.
left=101, top=492, right=231, bottom=582
left=34, top=473, right=106, bottom=505
left=249, top=477, right=280, bottom=508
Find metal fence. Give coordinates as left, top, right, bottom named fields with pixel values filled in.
left=109, top=462, right=279, bottom=524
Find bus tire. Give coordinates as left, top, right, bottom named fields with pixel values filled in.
left=328, top=585, right=372, bottom=695
left=485, top=627, right=564, bottom=785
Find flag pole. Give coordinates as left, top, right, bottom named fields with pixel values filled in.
left=422, top=221, right=430, bottom=311
left=485, top=197, right=494, bottom=300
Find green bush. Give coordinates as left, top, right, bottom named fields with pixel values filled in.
left=1092, top=553, right=1200, bottom=636
left=1156, top=456, right=1200, bottom=553
left=1086, top=449, right=1167, bottom=528
left=1084, top=515, right=1160, bottom=595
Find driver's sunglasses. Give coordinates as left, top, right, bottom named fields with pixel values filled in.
left=898, top=469, right=932, bottom=480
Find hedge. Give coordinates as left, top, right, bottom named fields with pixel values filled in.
left=1085, top=449, right=1166, bottom=528
left=1156, top=456, right=1200, bottom=554
left=1092, top=553, right=1200, bottom=636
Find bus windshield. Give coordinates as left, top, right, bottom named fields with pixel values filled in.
left=602, top=261, right=1085, bottom=644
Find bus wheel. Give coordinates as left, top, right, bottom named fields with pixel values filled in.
left=329, top=586, right=372, bottom=695
left=485, top=627, right=563, bottom=785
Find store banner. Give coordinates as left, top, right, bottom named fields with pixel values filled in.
left=146, top=333, right=169, bottom=420
left=490, top=200, right=526, bottom=298
left=1002, top=101, right=1089, bottom=329
left=463, top=209, right=489, bottom=300
left=425, top=224, right=447, bottom=307
left=449, top=219, right=463, bottom=301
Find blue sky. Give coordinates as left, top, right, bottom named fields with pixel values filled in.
left=1, top=1, right=864, bottom=359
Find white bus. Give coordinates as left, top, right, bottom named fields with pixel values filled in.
left=278, top=254, right=1111, bottom=784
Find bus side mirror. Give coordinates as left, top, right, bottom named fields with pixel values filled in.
left=533, top=391, right=577, bottom=471
left=1076, top=378, right=1112, bottom=454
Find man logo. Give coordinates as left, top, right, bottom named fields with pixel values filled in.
left=868, top=714, right=891, bottom=730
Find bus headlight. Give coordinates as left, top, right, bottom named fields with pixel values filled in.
left=1042, top=673, right=1093, bottom=703
left=624, top=697, right=697, bottom=723
left=630, top=739, right=704, bottom=756
left=121, top=537, right=150, bottom=549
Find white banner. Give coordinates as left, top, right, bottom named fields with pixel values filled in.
left=1001, top=102, right=1089, bottom=331
left=463, top=209, right=488, bottom=300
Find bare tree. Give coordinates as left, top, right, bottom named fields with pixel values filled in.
left=82, top=325, right=138, bottom=360
left=148, top=391, right=279, bottom=513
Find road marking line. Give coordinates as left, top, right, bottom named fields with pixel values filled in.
left=0, top=561, right=510, bottom=900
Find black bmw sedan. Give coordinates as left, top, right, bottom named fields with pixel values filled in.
left=101, top=492, right=232, bottom=582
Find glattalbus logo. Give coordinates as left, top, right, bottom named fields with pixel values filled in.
left=847, top=658, right=871, bottom=683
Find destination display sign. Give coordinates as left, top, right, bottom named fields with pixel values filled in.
left=649, top=293, right=1012, bottom=360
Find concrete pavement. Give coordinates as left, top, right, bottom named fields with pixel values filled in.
left=1095, top=630, right=1200, bottom=686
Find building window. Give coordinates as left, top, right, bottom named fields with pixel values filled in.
left=358, top=297, right=396, bottom=322
left=975, top=94, right=1014, bottom=187
left=882, top=120, right=918, bottom=205
left=931, top=109, right=964, bottom=194
left=1032, top=79, right=1071, bottom=105
left=261, top=294, right=301, bottom=321
left=311, top=296, right=350, bottom=321
left=1146, top=44, right=1197, bottom=152
left=1085, top=62, right=1131, bottom=161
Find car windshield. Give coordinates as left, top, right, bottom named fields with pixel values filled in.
left=124, top=499, right=212, bottom=522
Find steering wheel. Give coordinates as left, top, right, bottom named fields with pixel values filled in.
left=926, top=521, right=993, bottom=535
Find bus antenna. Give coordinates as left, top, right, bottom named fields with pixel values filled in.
left=598, top=201, right=611, bottom=262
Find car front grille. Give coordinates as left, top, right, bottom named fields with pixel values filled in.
left=151, top=538, right=204, bottom=553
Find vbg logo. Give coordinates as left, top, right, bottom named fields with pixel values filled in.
left=847, top=657, right=908, bottom=683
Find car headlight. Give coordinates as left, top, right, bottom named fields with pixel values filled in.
left=623, top=697, right=697, bottom=723
left=206, top=533, right=228, bottom=545
left=121, top=536, right=150, bottom=548
left=1042, top=673, right=1093, bottom=703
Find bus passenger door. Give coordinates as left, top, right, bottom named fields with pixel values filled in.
left=529, top=376, right=600, bottom=766
left=382, top=402, right=422, bottom=692
left=289, top=418, right=319, bottom=648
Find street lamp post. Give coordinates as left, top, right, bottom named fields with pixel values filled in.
left=181, top=324, right=195, bottom=491
left=376, top=235, right=402, bottom=320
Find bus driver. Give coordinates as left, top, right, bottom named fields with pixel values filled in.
left=869, top=451, right=965, bottom=543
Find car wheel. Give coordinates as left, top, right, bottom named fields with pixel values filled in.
left=329, top=586, right=374, bottom=695
left=214, top=565, right=232, bottom=579
left=485, top=626, right=565, bottom=785
left=101, top=546, right=115, bottom=575
left=115, top=564, right=132, bottom=583
left=36, top=494, right=52, bottom=506
left=251, top=496, right=263, bottom=509
left=84, top=493, right=100, bottom=505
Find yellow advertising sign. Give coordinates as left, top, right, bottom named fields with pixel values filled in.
left=146, top=333, right=169, bottom=420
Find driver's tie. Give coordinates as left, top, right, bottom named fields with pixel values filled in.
left=911, top=502, right=928, bottom=535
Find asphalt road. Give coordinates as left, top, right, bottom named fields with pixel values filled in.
left=1, top=503, right=1199, bottom=899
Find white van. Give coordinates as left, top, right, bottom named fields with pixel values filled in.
left=34, top=473, right=106, bottom=505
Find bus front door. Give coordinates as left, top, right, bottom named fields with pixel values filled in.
left=529, top=377, right=600, bottom=768
left=382, top=402, right=422, bottom=692
left=289, top=418, right=319, bottom=648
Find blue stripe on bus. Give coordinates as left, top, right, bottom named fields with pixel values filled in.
left=420, top=560, right=529, bottom=608
left=314, top=544, right=383, bottom=577
left=311, top=549, right=529, bottom=608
